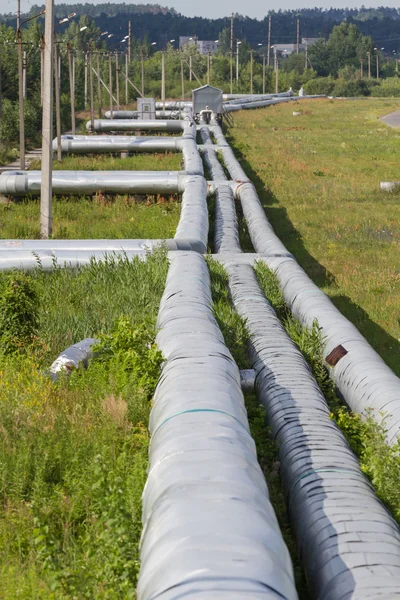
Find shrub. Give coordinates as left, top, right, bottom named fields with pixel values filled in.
left=0, top=273, right=39, bottom=354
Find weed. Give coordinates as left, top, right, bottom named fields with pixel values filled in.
left=0, top=272, right=39, bottom=354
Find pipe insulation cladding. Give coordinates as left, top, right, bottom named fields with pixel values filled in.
left=0, top=170, right=187, bottom=197
left=211, top=122, right=400, bottom=443
left=88, top=119, right=185, bottom=132
left=226, top=263, right=400, bottom=600
left=136, top=251, right=298, bottom=600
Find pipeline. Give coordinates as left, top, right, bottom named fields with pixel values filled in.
left=104, top=109, right=184, bottom=119
left=226, top=263, right=400, bottom=600
left=54, top=133, right=203, bottom=177
left=211, top=122, right=400, bottom=443
left=49, top=338, right=98, bottom=381
left=89, top=119, right=185, bottom=132
left=0, top=170, right=187, bottom=197
left=137, top=251, right=298, bottom=600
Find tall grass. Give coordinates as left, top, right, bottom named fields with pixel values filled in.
left=0, top=252, right=168, bottom=598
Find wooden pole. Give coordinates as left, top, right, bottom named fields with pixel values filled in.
left=97, top=52, right=102, bottom=118
left=250, top=48, right=253, bottom=94
left=17, top=0, right=25, bottom=170
left=89, top=47, right=94, bottom=131
left=267, top=15, right=271, bottom=66
left=54, top=36, right=62, bottom=161
left=67, top=43, right=75, bottom=134
left=161, top=48, right=166, bottom=109
left=230, top=12, right=234, bottom=94
left=109, top=53, right=113, bottom=118
left=297, top=18, right=300, bottom=54
left=40, top=0, right=54, bottom=239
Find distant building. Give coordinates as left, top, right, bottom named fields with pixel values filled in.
left=273, top=43, right=306, bottom=56
left=302, top=37, right=321, bottom=46
left=179, top=36, right=218, bottom=55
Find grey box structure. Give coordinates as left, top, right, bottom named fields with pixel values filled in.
left=193, top=85, right=223, bottom=117
left=137, top=98, right=156, bottom=120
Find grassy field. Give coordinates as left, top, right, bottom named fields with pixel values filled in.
left=2, top=153, right=182, bottom=240
left=227, top=98, right=400, bottom=376
left=0, top=252, right=168, bottom=598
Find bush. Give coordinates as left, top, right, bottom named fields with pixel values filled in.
left=331, top=78, right=370, bottom=97
left=303, top=76, right=336, bottom=96
left=0, top=273, right=39, bottom=354
left=370, top=76, right=400, bottom=97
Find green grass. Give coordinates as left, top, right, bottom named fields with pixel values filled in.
left=254, top=260, right=400, bottom=525
left=227, top=98, right=400, bottom=376
left=0, top=252, right=168, bottom=598
left=1, top=196, right=180, bottom=240
left=30, top=152, right=182, bottom=172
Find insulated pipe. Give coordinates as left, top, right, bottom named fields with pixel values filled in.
left=0, top=171, right=187, bottom=197
left=174, top=175, right=208, bottom=253
left=224, top=96, right=325, bottom=113
left=49, top=338, right=98, bottom=381
left=0, top=249, right=150, bottom=271
left=53, top=135, right=203, bottom=177
left=137, top=251, right=298, bottom=600
left=89, top=119, right=185, bottom=132
left=224, top=92, right=294, bottom=105
left=55, top=135, right=181, bottom=154
left=226, top=262, right=400, bottom=600
left=211, top=123, right=400, bottom=442
left=222, top=92, right=294, bottom=100
left=104, top=109, right=184, bottom=119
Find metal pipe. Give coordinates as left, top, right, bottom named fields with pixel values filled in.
left=89, top=119, right=186, bottom=132
left=227, top=261, right=400, bottom=599
left=49, top=338, right=98, bottom=381
left=137, top=251, right=298, bottom=600
left=0, top=170, right=187, bottom=197
left=212, top=122, right=400, bottom=443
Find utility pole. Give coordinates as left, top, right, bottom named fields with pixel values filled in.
left=250, top=48, right=253, bottom=94
left=230, top=12, right=234, bottom=94
left=297, top=18, right=300, bottom=54
left=115, top=50, right=120, bottom=109
left=108, top=53, right=113, bottom=118
left=376, top=49, right=379, bottom=81
left=67, top=43, right=75, bottom=133
left=274, top=47, right=279, bottom=93
left=263, top=52, right=266, bottom=94
left=189, top=53, right=192, bottom=81
left=161, top=48, right=166, bottom=109
left=360, top=58, right=364, bottom=78
left=267, top=15, right=271, bottom=66
left=40, top=0, right=54, bottom=239
left=17, top=0, right=25, bottom=170
left=84, top=51, right=88, bottom=109
left=236, top=40, right=241, bottom=85
left=89, top=47, right=94, bottom=131
left=141, top=52, right=145, bottom=97
left=396, top=57, right=399, bottom=73
left=305, top=40, right=308, bottom=69
left=367, top=52, right=371, bottom=78
left=207, top=51, right=210, bottom=84
left=180, top=51, right=184, bottom=101
left=22, top=50, right=27, bottom=99
left=128, top=20, right=131, bottom=63
left=40, top=35, right=44, bottom=105
left=54, top=35, right=62, bottom=161
left=125, top=51, right=128, bottom=105
left=97, top=53, right=102, bottom=118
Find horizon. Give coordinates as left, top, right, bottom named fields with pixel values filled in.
left=1, top=0, right=400, bottom=19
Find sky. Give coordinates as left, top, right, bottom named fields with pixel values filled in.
left=2, top=0, right=400, bottom=20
